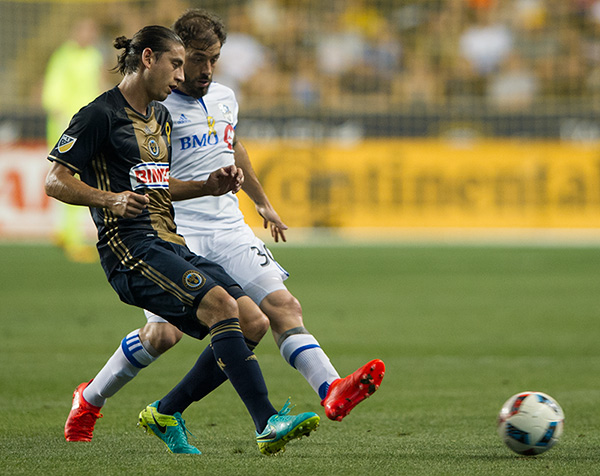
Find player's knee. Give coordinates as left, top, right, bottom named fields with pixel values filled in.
left=256, top=312, right=270, bottom=338
left=154, top=326, right=183, bottom=350
left=282, top=294, right=302, bottom=318
left=260, top=291, right=302, bottom=325
left=240, top=304, right=270, bottom=342
left=196, top=286, right=239, bottom=327
left=262, top=291, right=304, bottom=331
left=139, top=323, right=182, bottom=354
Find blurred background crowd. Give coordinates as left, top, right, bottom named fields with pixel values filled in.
left=1, top=0, right=600, bottom=141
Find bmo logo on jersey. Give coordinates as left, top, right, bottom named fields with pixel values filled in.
left=129, top=162, right=170, bottom=190
left=179, top=124, right=235, bottom=151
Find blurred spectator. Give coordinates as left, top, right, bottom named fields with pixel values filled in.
left=315, top=3, right=402, bottom=107
left=487, top=52, right=539, bottom=110
left=410, top=5, right=462, bottom=104
left=290, top=57, right=321, bottom=107
left=580, top=1, right=600, bottom=99
left=513, top=0, right=547, bottom=30
left=543, top=27, right=587, bottom=99
left=248, top=0, right=283, bottom=35
left=512, top=0, right=558, bottom=62
left=458, top=5, right=513, bottom=76
left=314, top=9, right=367, bottom=107
left=7, top=0, right=600, bottom=129
left=42, top=18, right=104, bottom=262
left=152, top=0, right=191, bottom=26
left=468, top=0, right=495, bottom=8
left=42, top=18, right=104, bottom=147
left=315, top=23, right=366, bottom=77
left=265, top=5, right=321, bottom=108
left=340, top=0, right=387, bottom=38
left=399, top=55, right=443, bottom=107
left=364, top=26, right=402, bottom=80
left=337, top=23, right=402, bottom=101
left=215, top=7, right=273, bottom=104
left=593, top=0, right=600, bottom=21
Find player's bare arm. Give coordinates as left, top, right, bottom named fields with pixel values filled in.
left=45, top=162, right=149, bottom=218
left=169, top=164, right=243, bottom=200
left=234, top=139, right=288, bottom=242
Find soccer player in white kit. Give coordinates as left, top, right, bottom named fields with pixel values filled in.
left=64, top=9, right=384, bottom=444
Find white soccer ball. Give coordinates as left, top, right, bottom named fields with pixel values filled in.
left=497, top=391, right=564, bottom=456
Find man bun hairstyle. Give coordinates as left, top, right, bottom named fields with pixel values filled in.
left=172, top=8, right=227, bottom=50
left=113, top=25, right=183, bottom=75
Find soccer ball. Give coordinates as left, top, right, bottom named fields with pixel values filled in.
left=497, top=391, right=564, bottom=456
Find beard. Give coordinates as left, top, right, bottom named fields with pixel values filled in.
left=180, top=76, right=211, bottom=99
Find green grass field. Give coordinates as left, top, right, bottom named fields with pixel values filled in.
left=1, top=242, right=599, bottom=475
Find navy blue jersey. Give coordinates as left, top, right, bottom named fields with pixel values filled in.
left=48, top=86, right=185, bottom=275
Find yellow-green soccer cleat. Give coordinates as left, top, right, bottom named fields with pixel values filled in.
left=256, top=399, right=320, bottom=455
left=138, top=401, right=201, bottom=454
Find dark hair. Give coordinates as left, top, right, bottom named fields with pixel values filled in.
left=172, top=9, right=227, bottom=50
left=113, top=25, right=184, bottom=75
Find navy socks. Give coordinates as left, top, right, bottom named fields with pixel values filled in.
left=158, top=318, right=274, bottom=432
left=208, top=319, right=275, bottom=432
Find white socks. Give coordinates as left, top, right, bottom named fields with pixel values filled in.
left=82, top=328, right=340, bottom=407
left=279, top=333, right=340, bottom=400
left=82, top=329, right=158, bottom=408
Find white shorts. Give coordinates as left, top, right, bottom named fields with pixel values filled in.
left=144, top=223, right=289, bottom=323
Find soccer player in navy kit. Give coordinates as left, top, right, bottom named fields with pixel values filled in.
left=45, top=24, right=319, bottom=455
left=63, top=9, right=385, bottom=450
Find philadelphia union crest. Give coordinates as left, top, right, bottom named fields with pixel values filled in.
left=182, top=270, right=205, bottom=290
left=147, top=137, right=160, bottom=157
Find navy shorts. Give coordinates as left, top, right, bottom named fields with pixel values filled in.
left=107, top=238, right=245, bottom=339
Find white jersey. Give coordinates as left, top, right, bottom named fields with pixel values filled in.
left=144, top=84, right=289, bottom=322
left=162, top=83, right=244, bottom=230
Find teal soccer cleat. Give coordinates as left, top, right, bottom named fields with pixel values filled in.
left=138, top=401, right=201, bottom=454
left=256, top=399, right=320, bottom=455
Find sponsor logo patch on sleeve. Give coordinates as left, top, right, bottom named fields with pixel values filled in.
left=57, top=134, right=77, bottom=153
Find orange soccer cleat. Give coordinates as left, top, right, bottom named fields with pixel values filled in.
left=64, top=381, right=103, bottom=442
left=321, top=359, right=385, bottom=422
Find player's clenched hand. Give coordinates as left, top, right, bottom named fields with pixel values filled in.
left=109, top=191, right=149, bottom=218
left=204, top=165, right=244, bottom=196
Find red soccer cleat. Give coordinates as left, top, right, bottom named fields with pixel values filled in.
left=321, top=359, right=385, bottom=421
left=64, top=381, right=103, bottom=442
